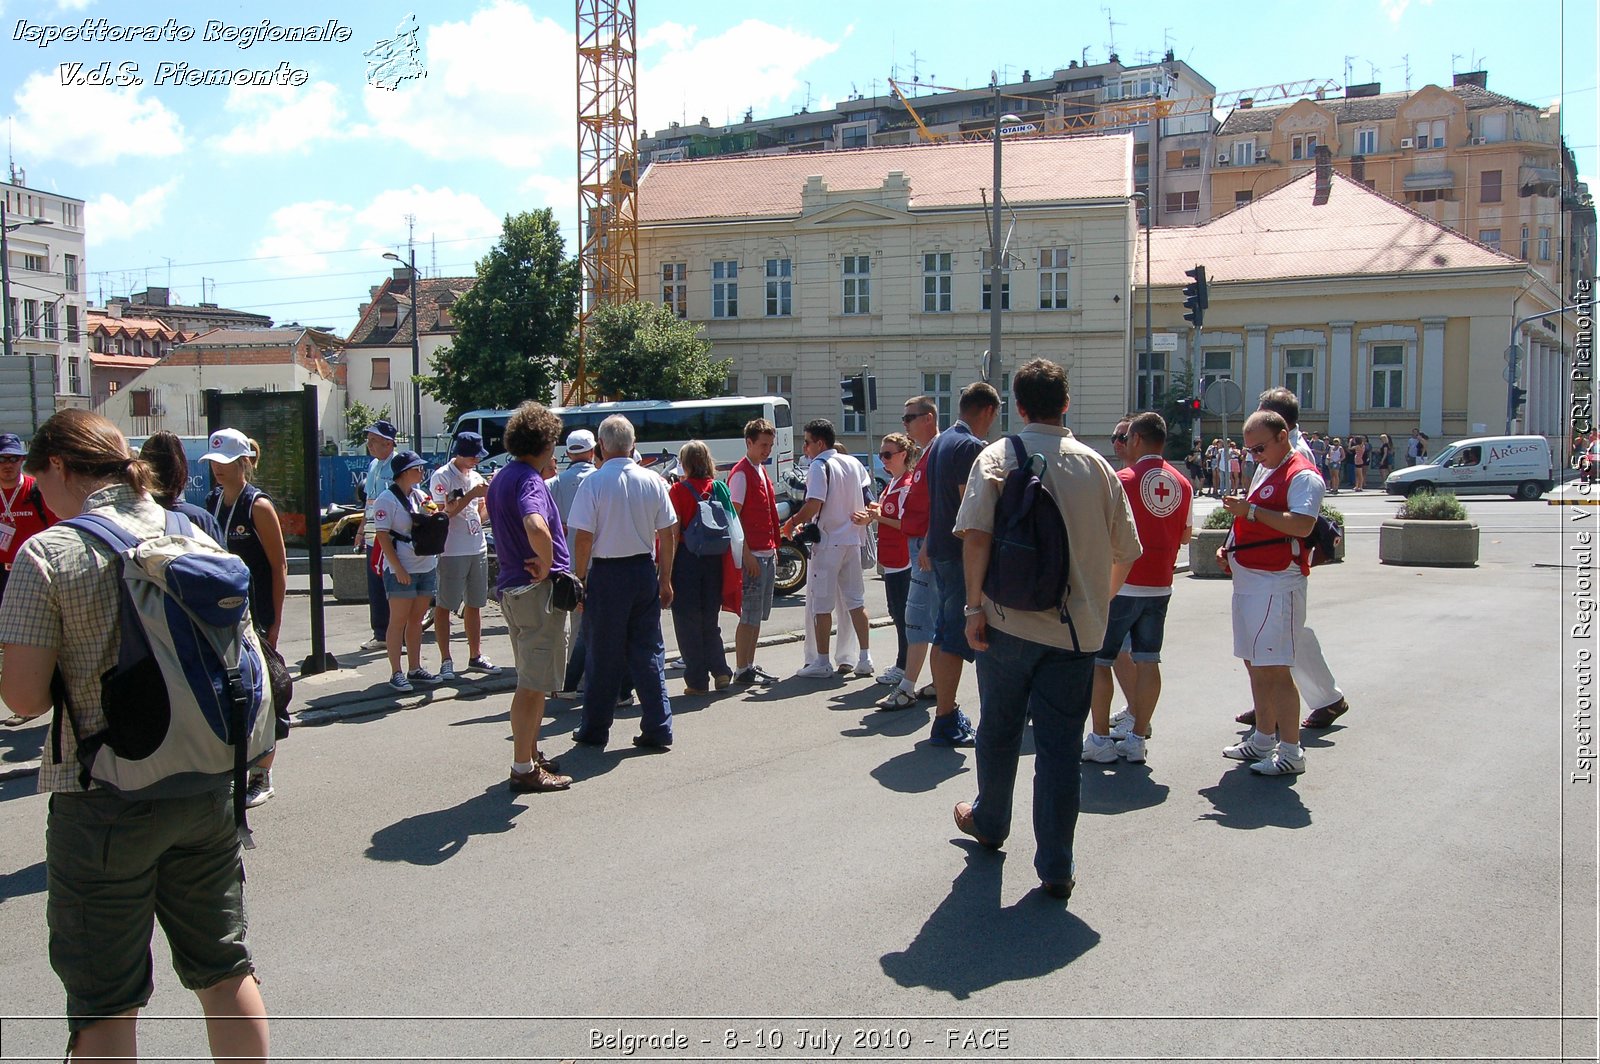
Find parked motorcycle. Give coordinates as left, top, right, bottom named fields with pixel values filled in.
left=773, top=465, right=809, bottom=596
left=320, top=503, right=364, bottom=547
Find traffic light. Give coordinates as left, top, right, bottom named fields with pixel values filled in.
left=1510, top=385, right=1528, bottom=415
left=1187, top=397, right=1202, bottom=413
left=1182, top=265, right=1209, bottom=328
left=840, top=374, right=866, bottom=414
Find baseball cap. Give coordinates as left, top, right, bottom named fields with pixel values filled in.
left=566, top=429, right=597, bottom=455
left=390, top=449, right=427, bottom=476
left=365, top=419, right=398, bottom=441
left=453, top=431, right=489, bottom=459
left=0, top=433, right=25, bottom=457
left=201, top=428, right=253, bottom=465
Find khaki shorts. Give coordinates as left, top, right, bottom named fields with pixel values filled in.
left=46, top=788, right=253, bottom=1033
left=500, top=580, right=568, bottom=691
left=436, top=552, right=489, bottom=612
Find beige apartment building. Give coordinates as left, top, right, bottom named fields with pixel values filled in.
left=1139, top=166, right=1574, bottom=448
left=635, top=136, right=1136, bottom=448
left=1208, top=72, right=1594, bottom=295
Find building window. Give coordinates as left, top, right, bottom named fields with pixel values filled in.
left=107, top=379, right=119, bottom=396
left=1480, top=170, right=1502, bottom=204
left=922, top=252, right=952, bottom=313
left=1291, top=134, right=1319, bottom=160
left=66, top=305, right=79, bottom=342
left=1404, top=188, right=1455, bottom=204
left=1164, top=191, right=1199, bottom=214
left=1371, top=344, right=1405, bottom=408
left=1414, top=119, right=1445, bottom=149
left=981, top=267, right=1010, bottom=311
left=1479, top=228, right=1501, bottom=251
left=764, top=258, right=792, bottom=317
left=371, top=357, right=392, bottom=390
left=22, top=299, right=38, bottom=338
left=712, top=260, right=738, bottom=318
left=840, top=122, right=870, bottom=149
left=1479, top=112, right=1507, bottom=142
left=21, top=253, right=45, bottom=273
left=66, top=356, right=80, bottom=394
left=1284, top=348, right=1316, bottom=410
left=1136, top=352, right=1167, bottom=411
left=765, top=373, right=792, bottom=401
left=1235, top=190, right=1253, bottom=207
left=1232, top=139, right=1255, bottom=166
left=922, top=371, right=953, bottom=424
left=1200, top=349, right=1234, bottom=394
left=131, top=388, right=153, bottom=417
left=842, top=255, right=870, bottom=315
left=1521, top=225, right=1530, bottom=259
left=42, top=303, right=57, bottom=340
left=1166, top=148, right=1202, bottom=170
left=1356, top=128, right=1377, bottom=155
left=661, top=262, right=687, bottom=318
left=1538, top=227, right=1552, bottom=260
left=997, top=372, right=1012, bottom=433
left=64, top=254, right=78, bottom=292
left=841, top=400, right=866, bottom=434
left=1039, top=248, right=1070, bottom=309
left=723, top=371, right=739, bottom=396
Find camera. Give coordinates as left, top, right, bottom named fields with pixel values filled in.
left=793, top=521, right=822, bottom=546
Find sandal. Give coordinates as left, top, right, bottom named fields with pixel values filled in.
left=876, top=690, right=918, bottom=712
left=2, top=714, right=25, bottom=727
left=915, top=683, right=937, bottom=700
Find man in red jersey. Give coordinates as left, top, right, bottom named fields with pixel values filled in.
left=1082, top=412, right=1191, bottom=764
left=0, top=431, right=58, bottom=727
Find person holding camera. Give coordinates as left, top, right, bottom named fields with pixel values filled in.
left=373, top=450, right=441, bottom=692
left=430, top=432, right=499, bottom=681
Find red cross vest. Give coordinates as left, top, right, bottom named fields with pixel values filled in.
left=1232, top=451, right=1318, bottom=576
left=730, top=456, right=780, bottom=552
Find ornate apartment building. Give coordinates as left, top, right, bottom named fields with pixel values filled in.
left=3, top=177, right=89, bottom=411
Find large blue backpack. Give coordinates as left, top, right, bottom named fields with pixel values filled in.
left=50, top=511, right=276, bottom=836
left=981, top=436, right=1077, bottom=647
left=681, top=482, right=733, bottom=556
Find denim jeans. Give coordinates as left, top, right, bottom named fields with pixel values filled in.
left=970, top=626, right=1096, bottom=885
left=883, top=568, right=910, bottom=670
left=670, top=548, right=730, bottom=689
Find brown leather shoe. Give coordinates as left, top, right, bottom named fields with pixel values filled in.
left=1301, top=697, right=1350, bottom=730
left=509, top=765, right=572, bottom=793
left=535, top=752, right=562, bottom=774
left=953, top=801, right=1001, bottom=850
left=1235, top=709, right=1256, bottom=726
left=1040, top=877, right=1076, bottom=901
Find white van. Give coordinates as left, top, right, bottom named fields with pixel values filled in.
left=1385, top=435, right=1553, bottom=500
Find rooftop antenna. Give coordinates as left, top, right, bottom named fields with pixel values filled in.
left=910, top=50, right=925, bottom=85
left=202, top=277, right=214, bottom=303
left=162, top=257, right=174, bottom=289
left=1450, top=52, right=1463, bottom=74
left=1164, top=27, right=1176, bottom=53
left=1343, top=55, right=1355, bottom=86
left=430, top=233, right=437, bottom=278
left=1400, top=53, right=1411, bottom=91
left=1102, top=6, right=1123, bottom=60
left=803, top=81, right=814, bottom=111
left=1081, top=47, right=1090, bottom=67
left=1367, top=60, right=1380, bottom=83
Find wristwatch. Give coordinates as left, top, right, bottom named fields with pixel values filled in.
left=963, top=604, right=985, bottom=617
left=1248, top=504, right=1259, bottom=522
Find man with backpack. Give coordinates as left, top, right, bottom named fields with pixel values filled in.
left=950, top=358, right=1141, bottom=902
left=0, top=431, right=57, bottom=727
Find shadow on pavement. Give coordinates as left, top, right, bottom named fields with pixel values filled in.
left=0, top=860, right=45, bottom=903
left=1079, top=763, right=1172, bottom=815
left=0, top=773, right=41, bottom=806
left=841, top=707, right=930, bottom=738
left=880, top=843, right=1098, bottom=998
left=1196, top=768, right=1311, bottom=829
left=366, top=783, right=532, bottom=865
left=0, top=718, right=45, bottom=765
left=870, top=746, right=971, bottom=794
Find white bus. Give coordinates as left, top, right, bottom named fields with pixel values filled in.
left=453, top=395, right=794, bottom=480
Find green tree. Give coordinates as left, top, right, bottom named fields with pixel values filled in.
left=423, top=209, right=578, bottom=420
left=343, top=399, right=391, bottom=448
left=583, top=299, right=732, bottom=401
left=1156, top=359, right=1200, bottom=461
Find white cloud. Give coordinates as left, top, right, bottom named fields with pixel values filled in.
left=215, top=81, right=346, bottom=154
left=637, top=19, right=843, bottom=133
left=639, top=21, right=696, bottom=51
left=84, top=180, right=178, bottom=244
left=8, top=71, right=184, bottom=164
left=252, top=186, right=503, bottom=277
left=517, top=169, right=581, bottom=250
left=358, top=0, right=573, bottom=169
left=1380, top=0, right=1434, bottom=23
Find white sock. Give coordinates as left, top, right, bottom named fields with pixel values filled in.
left=899, top=677, right=916, bottom=695
left=1278, top=741, right=1302, bottom=759
left=512, top=760, right=534, bottom=774
left=1252, top=729, right=1278, bottom=748
left=1087, top=732, right=1114, bottom=747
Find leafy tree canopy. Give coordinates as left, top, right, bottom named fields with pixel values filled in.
left=343, top=399, right=391, bottom=449
left=423, top=209, right=578, bottom=421
left=583, top=299, right=732, bottom=401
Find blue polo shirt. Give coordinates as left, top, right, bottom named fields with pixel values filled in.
left=923, top=421, right=985, bottom=563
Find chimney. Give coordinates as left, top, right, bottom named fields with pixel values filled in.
left=1021, top=69, right=1031, bottom=83
left=1453, top=70, right=1488, bottom=89
left=1351, top=154, right=1366, bottom=183
left=1238, top=97, right=1253, bottom=109
left=1314, top=145, right=1332, bottom=205
left=1346, top=82, right=1382, bottom=98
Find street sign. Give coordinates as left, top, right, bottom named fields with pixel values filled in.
left=1503, top=364, right=1518, bottom=383
left=1151, top=333, right=1179, bottom=352
left=1202, top=378, right=1244, bottom=417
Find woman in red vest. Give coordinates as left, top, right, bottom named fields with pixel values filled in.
left=0, top=431, right=57, bottom=727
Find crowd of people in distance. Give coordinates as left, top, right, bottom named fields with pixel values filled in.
left=1186, top=428, right=1403, bottom=497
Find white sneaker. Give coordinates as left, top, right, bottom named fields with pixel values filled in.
left=389, top=670, right=414, bottom=692
left=1108, top=707, right=1135, bottom=735
left=438, top=660, right=456, bottom=681
left=1250, top=748, right=1306, bottom=775
left=243, top=773, right=274, bottom=808
left=666, top=655, right=686, bottom=671
left=853, top=655, right=874, bottom=678
left=1223, top=735, right=1277, bottom=762
left=1081, top=733, right=1119, bottom=763
left=795, top=659, right=836, bottom=679
left=876, top=665, right=905, bottom=687
left=1114, top=733, right=1147, bottom=762
left=360, top=637, right=386, bottom=651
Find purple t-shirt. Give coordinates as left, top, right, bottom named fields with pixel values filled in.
left=486, top=458, right=570, bottom=593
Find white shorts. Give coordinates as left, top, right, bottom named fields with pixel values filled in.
left=807, top=543, right=866, bottom=614
left=1231, top=588, right=1307, bottom=667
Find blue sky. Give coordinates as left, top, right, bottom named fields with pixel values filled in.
left=2, top=0, right=1593, bottom=335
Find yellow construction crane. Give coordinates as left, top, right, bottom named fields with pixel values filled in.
left=573, top=0, right=639, bottom=405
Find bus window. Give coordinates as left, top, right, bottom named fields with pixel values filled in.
left=638, top=407, right=706, bottom=443
left=773, top=402, right=792, bottom=429
left=702, top=403, right=762, bottom=439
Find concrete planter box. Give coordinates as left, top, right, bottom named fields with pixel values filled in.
left=1378, top=519, right=1479, bottom=567
left=1190, top=528, right=1232, bottom=578
left=330, top=551, right=500, bottom=601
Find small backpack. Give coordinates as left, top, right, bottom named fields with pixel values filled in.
left=982, top=436, right=1076, bottom=644
left=389, top=484, right=450, bottom=556
left=681, top=482, right=733, bottom=556
left=1228, top=512, right=1344, bottom=568
left=50, top=511, right=276, bottom=833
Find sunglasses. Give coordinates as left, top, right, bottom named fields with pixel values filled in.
left=1247, top=443, right=1270, bottom=456
left=0, top=456, right=21, bottom=463
left=901, top=411, right=928, bottom=424
left=878, top=449, right=902, bottom=460
left=1112, top=432, right=1130, bottom=443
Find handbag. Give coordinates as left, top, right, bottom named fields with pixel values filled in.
left=550, top=570, right=584, bottom=612
left=260, top=637, right=294, bottom=714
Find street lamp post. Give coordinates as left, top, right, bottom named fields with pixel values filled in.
left=1131, top=191, right=1154, bottom=402
left=1, top=201, right=53, bottom=362
left=383, top=249, right=423, bottom=450
left=988, top=93, right=1022, bottom=390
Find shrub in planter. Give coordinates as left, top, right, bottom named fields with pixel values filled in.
left=1380, top=490, right=1478, bottom=567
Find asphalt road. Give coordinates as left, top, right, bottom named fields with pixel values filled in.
left=0, top=490, right=1593, bottom=1063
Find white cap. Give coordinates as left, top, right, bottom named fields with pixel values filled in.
left=565, top=429, right=597, bottom=455
left=201, top=428, right=253, bottom=465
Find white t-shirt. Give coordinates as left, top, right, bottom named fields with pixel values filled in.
left=372, top=484, right=441, bottom=575
left=1231, top=462, right=1325, bottom=596
left=728, top=462, right=776, bottom=558
left=429, top=461, right=487, bottom=557
left=568, top=457, right=677, bottom=559
left=805, top=452, right=866, bottom=547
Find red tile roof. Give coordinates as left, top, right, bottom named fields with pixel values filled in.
left=1140, top=169, right=1522, bottom=286
left=89, top=353, right=160, bottom=369
left=638, top=135, right=1134, bottom=223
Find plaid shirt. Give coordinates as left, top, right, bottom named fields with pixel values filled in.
left=0, top=485, right=167, bottom=793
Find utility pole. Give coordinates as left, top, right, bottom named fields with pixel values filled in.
left=988, top=85, right=1004, bottom=388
